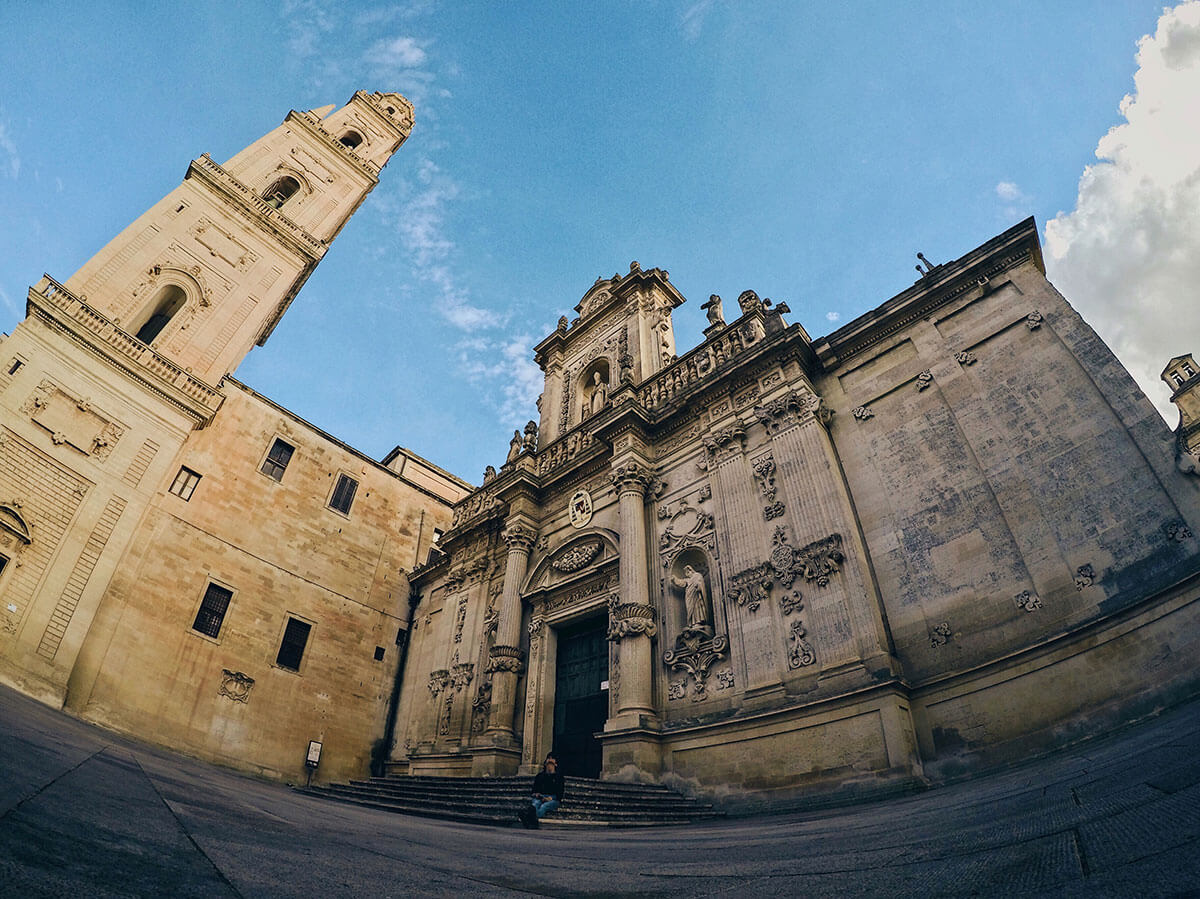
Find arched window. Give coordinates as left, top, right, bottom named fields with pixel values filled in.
left=263, top=176, right=301, bottom=209
left=133, top=284, right=187, bottom=345
left=339, top=131, right=363, bottom=150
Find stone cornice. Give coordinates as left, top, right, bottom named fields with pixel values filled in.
left=812, top=217, right=1043, bottom=370
left=26, top=276, right=224, bottom=425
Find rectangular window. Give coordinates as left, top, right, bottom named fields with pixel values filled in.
left=7, top=359, right=22, bottom=376
left=276, top=617, right=312, bottom=671
left=0, top=554, right=8, bottom=579
left=329, top=473, right=358, bottom=514
left=260, top=438, right=294, bottom=482
left=192, top=583, right=233, bottom=638
left=168, top=466, right=201, bottom=501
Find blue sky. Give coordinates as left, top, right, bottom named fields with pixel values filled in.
left=2, top=1, right=1197, bottom=483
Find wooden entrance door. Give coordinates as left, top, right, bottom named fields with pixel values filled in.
left=553, top=617, right=609, bottom=778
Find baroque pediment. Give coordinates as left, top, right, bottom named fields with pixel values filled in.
left=523, top=530, right=618, bottom=595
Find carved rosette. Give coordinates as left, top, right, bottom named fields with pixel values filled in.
left=929, top=622, right=952, bottom=647
left=663, top=631, right=729, bottom=702
left=502, top=522, right=538, bottom=553
left=485, top=644, right=525, bottom=675
left=702, top=424, right=747, bottom=463
left=607, top=603, right=658, bottom=641
left=610, top=461, right=652, bottom=496
left=727, top=562, right=773, bottom=613
left=218, top=669, right=255, bottom=703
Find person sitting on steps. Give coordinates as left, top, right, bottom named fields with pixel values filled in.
left=518, top=754, right=564, bottom=828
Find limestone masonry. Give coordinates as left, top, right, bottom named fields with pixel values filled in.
left=2, top=93, right=1198, bottom=807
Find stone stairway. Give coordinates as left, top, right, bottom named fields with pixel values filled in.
left=298, top=774, right=724, bottom=827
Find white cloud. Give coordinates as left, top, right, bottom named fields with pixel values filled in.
left=995, top=181, right=1021, bottom=201
left=1045, top=1, right=1200, bottom=426
left=680, top=0, right=715, bottom=42
left=0, top=120, right=20, bottom=179
left=826, top=311, right=840, bottom=322
left=367, top=35, right=428, bottom=68
left=995, top=180, right=1032, bottom=221
left=456, top=333, right=544, bottom=426
left=0, top=284, right=15, bottom=316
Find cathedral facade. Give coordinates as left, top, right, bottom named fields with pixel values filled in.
left=2, top=94, right=1198, bottom=805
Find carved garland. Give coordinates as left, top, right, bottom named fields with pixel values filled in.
left=607, top=603, right=658, bottom=641
left=550, top=541, right=601, bottom=572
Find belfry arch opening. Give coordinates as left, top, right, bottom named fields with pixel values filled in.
left=339, top=131, right=363, bottom=150
left=263, top=176, right=301, bottom=209
left=132, top=284, right=187, bottom=345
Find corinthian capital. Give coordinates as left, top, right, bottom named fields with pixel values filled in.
left=502, top=522, right=537, bottom=552
left=610, top=461, right=652, bottom=495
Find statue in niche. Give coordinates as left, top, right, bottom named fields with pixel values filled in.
left=670, top=565, right=712, bottom=636
left=588, top=371, right=608, bottom=416
left=701, top=294, right=725, bottom=327
left=506, top=430, right=522, bottom=464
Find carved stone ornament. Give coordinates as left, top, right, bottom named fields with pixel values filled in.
left=658, top=499, right=717, bottom=564
left=727, top=562, right=773, bottom=613
left=1074, top=564, right=1096, bottom=590
left=779, top=588, right=804, bottom=616
left=218, top=669, right=255, bottom=703
left=852, top=405, right=874, bottom=421
left=427, top=669, right=450, bottom=696
left=787, top=620, right=816, bottom=669
left=567, top=489, right=594, bottom=529
left=929, top=622, right=953, bottom=647
left=450, top=662, right=475, bottom=690
left=1026, top=310, right=1044, bottom=330
left=769, top=528, right=845, bottom=588
left=716, top=668, right=735, bottom=690
left=551, top=540, right=601, bottom=573
left=915, top=370, right=933, bottom=391
left=1013, top=590, right=1042, bottom=613
left=754, top=389, right=830, bottom=435
left=663, top=631, right=729, bottom=702
left=528, top=617, right=545, bottom=638
left=752, top=453, right=779, bottom=503
left=1165, top=519, right=1193, bottom=542
left=607, top=603, right=658, bottom=641
left=955, top=350, right=977, bottom=366
left=485, top=645, right=525, bottom=675
left=470, top=680, right=492, bottom=734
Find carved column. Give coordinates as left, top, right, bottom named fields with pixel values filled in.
left=609, top=462, right=657, bottom=721
left=485, top=520, right=535, bottom=739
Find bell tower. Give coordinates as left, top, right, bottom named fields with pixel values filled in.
left=61, top=91, right=413, bottom=384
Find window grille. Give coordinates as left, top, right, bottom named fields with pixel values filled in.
left=276, top=617, right=312, bottom=671
left=192, top=583, right=233, bottom=638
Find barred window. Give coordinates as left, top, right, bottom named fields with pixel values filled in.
left=260, top=439, right=294, bottom=482
left=192, top=583, right=233, bottom=638
left=276, top=617, right=312, bottom=671
left=329, top=473, right=358, bottom=514
left=169, top=466, right=201, bottom=501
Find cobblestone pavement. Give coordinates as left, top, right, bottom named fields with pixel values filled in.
left=1, top=683, right=1198, bottom=897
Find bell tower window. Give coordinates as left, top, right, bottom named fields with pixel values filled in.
left=339, top=131, right=363, bottom=150
left=263, top=176, right=300, bottom=209
left=133, top=284, right=187, bottom=345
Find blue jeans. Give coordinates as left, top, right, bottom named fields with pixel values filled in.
left=530, top=797, right=559, bottom=818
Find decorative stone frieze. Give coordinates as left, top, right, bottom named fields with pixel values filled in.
left=929, top=622, right=953, bottom=647
left=768, top=527, right=845, bottom=589
left=787, top=620, right=816, bottom=669
left=610, top=461, right=652, bottom=495
left=218, top=669, right=255, bottom=703
left=545, top=574, right=615, bottom=613
left=1026, top=310, right=1044, bottom=330
left=1014, top=590, right=1042, bottom=613
left=727, top=562, right=773, bottom=612
left=485, top=645, right=525, bottom=674
left=1074, top=564, right=1096, bottom=590
left=663, top=630, right=729, bottom=701
left=607, top=603, right=658, bottom=640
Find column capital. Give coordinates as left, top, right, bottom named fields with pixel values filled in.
left=607, top=602, right=658, bottom=641
left=502, top=521, right=538, bottom=552
left=485, top=644, right=525, bottom=674
left=753, top=388, right=832, bottom=435
left=610, top=461, right=653, bottom=496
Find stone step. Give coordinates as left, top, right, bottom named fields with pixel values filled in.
left=299, top=774, right=722, bottom=827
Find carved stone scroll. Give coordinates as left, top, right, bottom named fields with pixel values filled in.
left=218, top=669, right=255, bottom=703
left=663, top=631, right=729, bottom=702
left=787, top=621, right=816, bottom=669
left=727, top=562, right=773, bottom=613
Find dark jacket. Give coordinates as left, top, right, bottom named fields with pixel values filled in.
left=532, top=770, right=565, bottom=802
